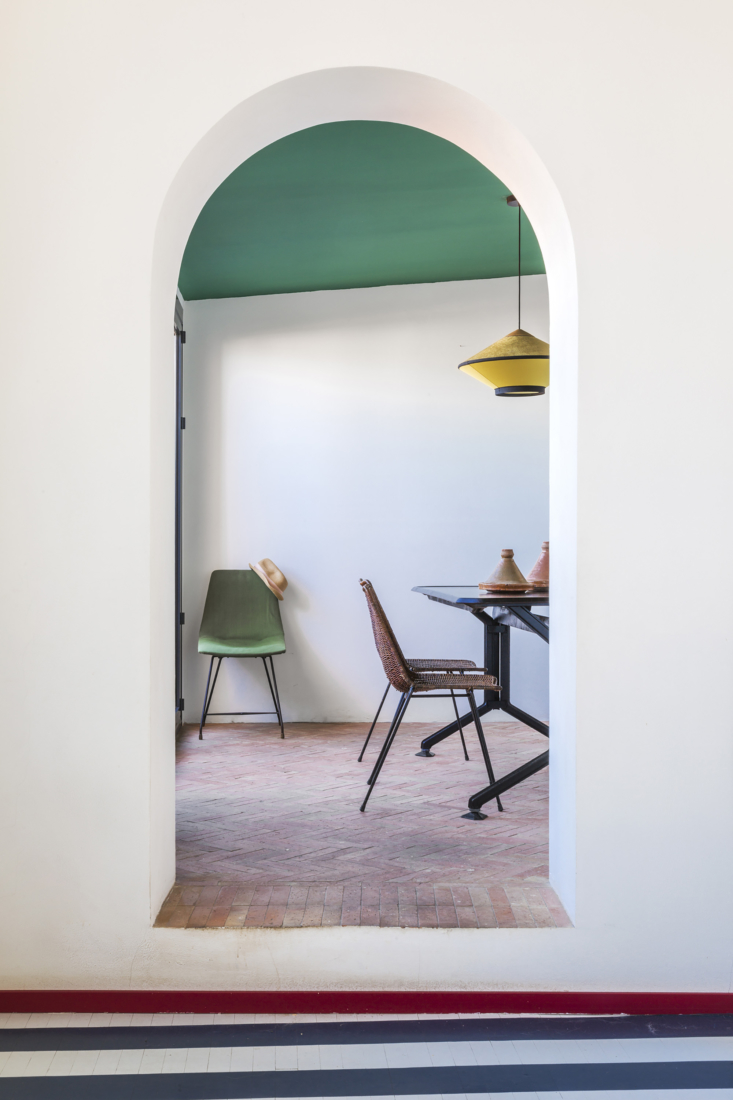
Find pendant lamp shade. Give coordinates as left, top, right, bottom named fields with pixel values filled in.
left=459, top=328, right=549, bottom=396
left=458, top=196, right=549, bottom=396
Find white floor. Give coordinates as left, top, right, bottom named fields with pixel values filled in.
left=1, top=1013, right=730, bottom=1097
left=2, top=1036, right=733, bottom=1078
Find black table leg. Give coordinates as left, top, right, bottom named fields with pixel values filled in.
left=414, top=601, right=551, bottom=816
left=499, top=616, right=510, bottom=706
left=495, top=617, right=549, bottom=734
left=419, top=606, right=550, bottom=753
left=465, top=612, right=549, bottom=816
left=417, top=611, right=502, bottom=756
left=502, top=701, right=549, bottom=737
left=483, top=612, right=502, bottom=708
left=464, top=749, right=550, bottom=818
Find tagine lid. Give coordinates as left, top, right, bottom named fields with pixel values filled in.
left=478, top=549, right=532, bottom=592
left=526, top=540, right=549, bottom=589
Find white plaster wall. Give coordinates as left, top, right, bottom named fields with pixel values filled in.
left=0, top=1, right=732, bottom=993
left=182, top=277, right=549, bottom=727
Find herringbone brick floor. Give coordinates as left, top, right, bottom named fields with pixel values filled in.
left=156, top=719, right=570, bottom=929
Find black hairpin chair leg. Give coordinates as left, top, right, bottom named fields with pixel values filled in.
left=358, top=682, right=390, bottom=761
left=450, top=688, right=470, bottom=761
left=269, top=656, right=285, bottom=739
left=360, top=687, right=414, bottom=812
left=366, top=691, right=409, bottom=785
left=466, top=689, right=503, bottom=812
left=199, top=656, right=223, bottom=739
left=262, top=655, right=285, bottom=738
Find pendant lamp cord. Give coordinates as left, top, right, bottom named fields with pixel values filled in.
left=517, top=203, right=522, bottom=331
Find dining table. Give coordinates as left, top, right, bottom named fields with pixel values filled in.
left=412, top=585, right=549, bottom=819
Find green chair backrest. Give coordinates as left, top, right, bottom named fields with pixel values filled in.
left=199, top=570, right=284, bottom=646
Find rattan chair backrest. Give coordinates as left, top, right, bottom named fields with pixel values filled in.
left=360, top=579, right=414, bottom=693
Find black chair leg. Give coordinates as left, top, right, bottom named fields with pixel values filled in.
left=262, top=655, right=285, bottom=738
left=269, top=656, right=285, bottom=739
left=358, top=682, right=390, bottom=761
left=361, top=687, right=413, bottom=812
left=366, top=690, right=408, bottom=786
left=450, top=689, right=470, bottom=761
left=467, top=689, right=503, bottom=811
left=199, top=656, right=223, bottom=739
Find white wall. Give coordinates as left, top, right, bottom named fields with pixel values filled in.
left=182, top=276, right=549, bottom=726
left=1, top=1, right=733, bottom=994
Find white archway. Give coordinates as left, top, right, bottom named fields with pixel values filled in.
left=150, top=67, right=578, bottom=920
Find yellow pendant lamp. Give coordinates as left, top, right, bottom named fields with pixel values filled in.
left=459, top=196, right=549, bottom=396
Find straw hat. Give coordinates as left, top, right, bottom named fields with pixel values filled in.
left=249, top=558, right=288, bottom=601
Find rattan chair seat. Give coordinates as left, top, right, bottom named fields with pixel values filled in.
left=411, top=670, right=499, bottom=692
left=407, top=658, right=477, bottom=670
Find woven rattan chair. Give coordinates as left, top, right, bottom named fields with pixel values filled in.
left=359, top=579, right=503, bottom=813
left=358, top=581, right=475, bottom=763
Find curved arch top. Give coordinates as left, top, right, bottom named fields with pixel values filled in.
left=150, top=66, right=578, bottom=918
left=156, top=66, right=575, bottom=317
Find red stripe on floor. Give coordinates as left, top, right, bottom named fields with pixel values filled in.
left=1, top=990, right=732, bottom=1015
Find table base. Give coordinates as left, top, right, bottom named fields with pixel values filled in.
left=417, top=607, right=549, bottom=814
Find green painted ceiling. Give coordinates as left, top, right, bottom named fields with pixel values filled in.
left=178, top=121, right=545, bottom=301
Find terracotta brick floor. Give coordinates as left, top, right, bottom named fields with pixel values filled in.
left=157, top=719, right=570, bottom=929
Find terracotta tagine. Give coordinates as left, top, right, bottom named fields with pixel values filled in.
left=479, top=549, right=531, bottom=591
left=526, top=540, right=549, bottom=590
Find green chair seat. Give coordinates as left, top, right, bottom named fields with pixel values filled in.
left=198, top=634, right=286, bottom=657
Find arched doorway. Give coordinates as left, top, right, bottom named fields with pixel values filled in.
left=150, top=67, right=578, bottom=923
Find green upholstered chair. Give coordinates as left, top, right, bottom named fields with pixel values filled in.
left=198, top=569, right=285, bottom=740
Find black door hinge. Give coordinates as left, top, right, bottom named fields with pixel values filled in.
left=179, top=612, right=185, bottom=625
left=180, top=417, right=186, bottom=429
left=178, top=698, right=184, bottom=711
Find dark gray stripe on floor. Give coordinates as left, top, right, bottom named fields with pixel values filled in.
left=3, top=1013, right=733, bottom=1052
left=1, top=1061, right=733, bottom=1099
